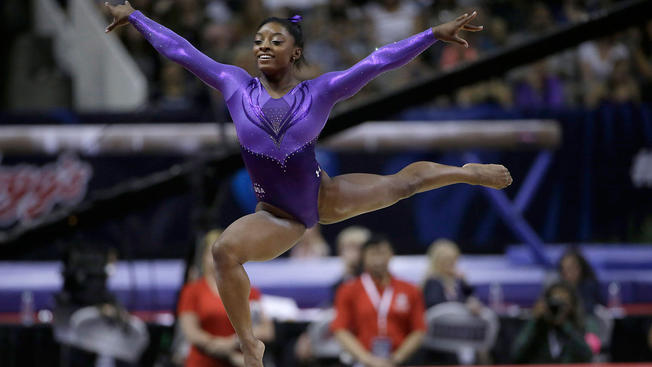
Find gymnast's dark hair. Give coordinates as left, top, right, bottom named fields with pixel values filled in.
left=257, top=15, right=307, bottom=68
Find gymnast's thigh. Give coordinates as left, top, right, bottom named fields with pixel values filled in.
left=218, top=210, right=306, bottom=263
left=317, top=171, right=407, bottom=224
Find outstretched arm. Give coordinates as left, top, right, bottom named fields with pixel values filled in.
left=104, top=1, right=250, bottom=101
left=314, top=11, right=483, bottom=104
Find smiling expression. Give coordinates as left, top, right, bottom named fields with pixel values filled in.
left=254, top=22, right=302, bottom=73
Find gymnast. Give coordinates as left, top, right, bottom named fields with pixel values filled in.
left=105, top=2, right=512, bottom=366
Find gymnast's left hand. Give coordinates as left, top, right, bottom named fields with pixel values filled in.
left=104, top=1, right=135, bottom=33
left=432, top=10, right=483, bottom=48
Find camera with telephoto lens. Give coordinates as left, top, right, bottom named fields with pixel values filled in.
left=546, top=296, right=567, bottom=318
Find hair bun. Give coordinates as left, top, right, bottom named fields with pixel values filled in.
left=288, top=14, right=303, bottom=24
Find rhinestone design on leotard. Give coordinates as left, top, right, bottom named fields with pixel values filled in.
left=239, top=137, right=319, bottom=172
left=242, top=78, right=312, bottom=148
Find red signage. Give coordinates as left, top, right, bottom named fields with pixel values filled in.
left=0, top=155, right=92, bottom=227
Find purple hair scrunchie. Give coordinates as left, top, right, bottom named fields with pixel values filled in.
left=288, top=15, right=303, bottom=24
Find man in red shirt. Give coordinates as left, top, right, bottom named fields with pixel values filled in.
left=332, top=234, right=426, bottom=367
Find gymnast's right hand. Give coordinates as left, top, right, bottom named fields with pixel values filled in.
left=104, top=1, right=135, bottom=33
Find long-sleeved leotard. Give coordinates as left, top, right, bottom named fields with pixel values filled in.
left=129, top=11, right=437, bottom=227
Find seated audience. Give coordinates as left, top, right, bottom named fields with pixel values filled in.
left=422, top=239, right=485, bottom=365
left=332, top=234, right=426, bottom=366
left=557, top=247, right=603, bottom=315
left=330, top=226, right=372, bottom=301
left=511, top=281, right=593, bottom=364
left=422, top=239, right=481, bottom=312
left=292, top=226, right=371, bottom=366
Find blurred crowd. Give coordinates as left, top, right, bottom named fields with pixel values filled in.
left=107, top=0, right=652, bottom=119
left=49, top=222, right=652, bottom=367
left=163, top=225, right=652, bottom=367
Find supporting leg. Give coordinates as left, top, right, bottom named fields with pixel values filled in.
left=212, top=250, right=263, bottom=363
left=212, top=210, right=306, bottom=367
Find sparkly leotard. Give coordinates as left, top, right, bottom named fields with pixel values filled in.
left=129, top=11, right=437, bottom=227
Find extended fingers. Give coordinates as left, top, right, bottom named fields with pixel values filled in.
left=105, top=20, right=117, bottom=33
left=104, top=2, right=114, bottom=33
left=462, top=24, right=483, bottom=32
left=455, top=35, right=469, bottom=48
left=457, top=10, right=478, bottom=26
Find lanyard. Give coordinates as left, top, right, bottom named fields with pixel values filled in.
left=361, top=273, right=394, bottom=335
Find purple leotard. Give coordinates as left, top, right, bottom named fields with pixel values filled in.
left=129, top=11, right=437, bottom=227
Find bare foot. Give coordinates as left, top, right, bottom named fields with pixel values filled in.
left=242, top=339, right=265, bottom=367
left=462, top=163, right=512, bottom=189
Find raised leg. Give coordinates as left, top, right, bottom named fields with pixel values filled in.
left=318, top=161, right=511, bottom=224
left=212, top=210, right=306, bottom=367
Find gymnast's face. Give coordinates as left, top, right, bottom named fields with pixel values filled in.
left=254, top=22, right=302, bottom=74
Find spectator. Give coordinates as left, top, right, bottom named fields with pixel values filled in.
left=178, top=229, right=274, bottom=367
left=329, top=225, right=372, bottom=300
left=513, top=60, right=565, bottom=109
left=511, top=281, right=593, bottom=364
left=633, top=20, right=652, bottom=100
left=556, top=247, right=607, bottom=354
left=438, top=6, right=480, bottom=72
left=528, top=2, right=556, bottom=37
left=439, top=38, right=478, bottom=71
left=155, top=0, right=204, bottom=44
left=16, top=0, right=652, bottom=112
left=365, top=0, right=420, bottom=45
left=609, top=58, right=641, bottom=103
left=362, top=0, right=431, bottom=92
left=205, top=0, right=234, bottom=25
left=422, top=239, right=481, bottom=312
left=121, top=24, right=159, bottom=85
left=422, top=239, right=485, bottom=365
left=103, top=0, right=649, bottom=113
left=477, top=16, right=509, bottom=51
left=553, top=0, right=588, bottom=24
left=332, top=234, right=426, bottom=366
left=155, top=61, right=197, bottom=112
left=557, top=247, right=603, bottom=315
left=578, top=36, right=629, bottom=106
left=292, top=225, right=371, bottom=365
left=306, top=1, right=369, bottom=73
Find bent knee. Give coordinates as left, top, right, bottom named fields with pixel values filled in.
left=212, top=237, right=245, bottom=267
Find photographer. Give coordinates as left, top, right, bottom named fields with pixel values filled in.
left=511, top=282, right=593, bottom=364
